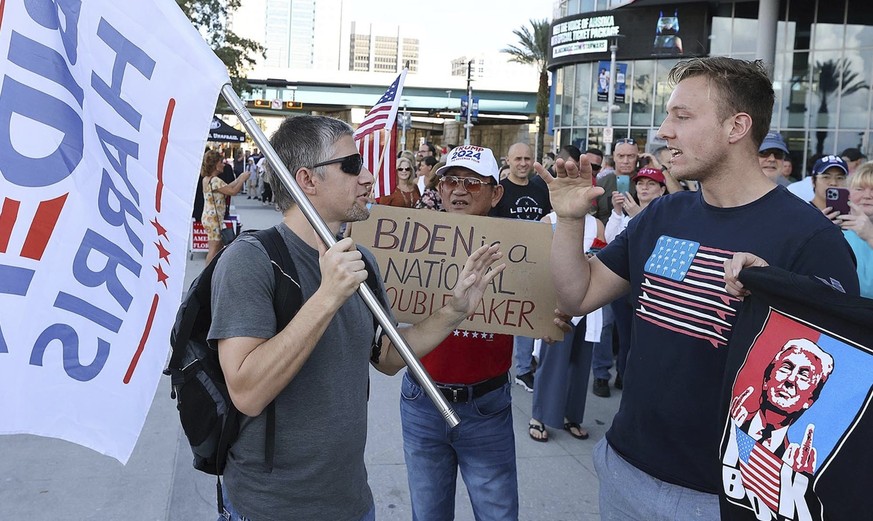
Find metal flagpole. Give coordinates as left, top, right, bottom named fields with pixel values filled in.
left=221, top=85, right=460, bottom=428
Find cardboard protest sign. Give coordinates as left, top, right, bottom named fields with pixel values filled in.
left=352, top=205, right=563, bottom=339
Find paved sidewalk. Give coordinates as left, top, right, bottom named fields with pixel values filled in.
left=0, top=195, right=622, bottom=520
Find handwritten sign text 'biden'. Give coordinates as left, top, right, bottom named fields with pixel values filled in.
left=352, top=205, right=562, bottom=339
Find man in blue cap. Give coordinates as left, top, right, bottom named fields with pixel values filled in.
left=758, top=130, right=791, bottom=186
left=810, top=155, right=850, bottom=217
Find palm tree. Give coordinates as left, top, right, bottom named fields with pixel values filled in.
left=502, top=19, right=551, bottom=162
left=813, top=58, right=869, bottom=155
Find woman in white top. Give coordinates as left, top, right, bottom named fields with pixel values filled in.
left=528, top=211, right=605, bottom=442
left=603, top=167, right=667, bottom=390
left=605, top=167, right=668, bottom=243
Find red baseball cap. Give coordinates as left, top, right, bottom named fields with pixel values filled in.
left=633, top=167, right=666, bottom=185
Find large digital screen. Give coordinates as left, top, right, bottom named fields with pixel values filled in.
left=548, top=3, right=710, bottom=69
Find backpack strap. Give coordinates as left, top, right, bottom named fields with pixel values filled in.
left=252, top=227, right=301, bottom=474
left=167, top=250, right=226, bottom=385
left=360, top=251, right=388, bottom=365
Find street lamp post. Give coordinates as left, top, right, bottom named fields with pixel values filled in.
left=605, top=39, right=618, bottom=156
left=464, top=60, right=473, bottom=146
left=400, top=100, right=409, bottom=151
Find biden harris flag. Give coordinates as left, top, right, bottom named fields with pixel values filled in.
left=0, top=0, right=229, bottom=462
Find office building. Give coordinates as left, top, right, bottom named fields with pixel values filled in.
left=349, top=22, right=419, bottom=74
left=549, top=0, right=873, bottom=173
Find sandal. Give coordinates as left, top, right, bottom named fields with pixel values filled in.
left=528, top=421, right=549, bottom=443
left=563, top=422, right=589, bottom=440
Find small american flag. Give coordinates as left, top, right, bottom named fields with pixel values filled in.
left=636, top=236, right=741, bottom=348
left=354, top=70, right=406, bottom=139
left=736, top=426, right=783, bottom=513
left=354, top=70, right=407, bottom=199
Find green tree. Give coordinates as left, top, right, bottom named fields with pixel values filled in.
left=502, top=19, right=551, bottom=162
left=177, top=0, right=265, bottom=103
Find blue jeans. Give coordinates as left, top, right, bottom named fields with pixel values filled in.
left=400, top=372, right=519, bottom=521
left=219, top=488, right=375, bottom=521
left=592, top=438, right=719, bottom=520
left=592, top=303, right=615, bottom=380
left=514, top=336, right=535, bottom=375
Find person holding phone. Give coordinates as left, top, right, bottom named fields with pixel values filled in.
left=809, top=156, right=850, bottom=222
left=605, top=168, right=668, bottom=243
left=595, top=138, right=639, bottom=224
left=838, top=161, right=873, bottom=297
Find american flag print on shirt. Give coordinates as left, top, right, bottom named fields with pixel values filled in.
left=736, top=426, right=783, bottom=513
left=637, top=236, right=741, bottom=348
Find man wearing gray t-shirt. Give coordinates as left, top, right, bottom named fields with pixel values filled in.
left=208, top=115, right=504, bottom=521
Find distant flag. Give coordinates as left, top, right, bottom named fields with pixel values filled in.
left=0, top=0, right=229, bottom=463
left=354, top=70, right=407, bottom=199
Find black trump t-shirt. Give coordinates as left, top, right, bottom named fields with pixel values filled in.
left=718, top=267, right=873, bottom=521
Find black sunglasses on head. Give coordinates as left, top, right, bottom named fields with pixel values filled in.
left=615, top=138, right=636, bottom=145
left=310, top=153, right=363, bottom=175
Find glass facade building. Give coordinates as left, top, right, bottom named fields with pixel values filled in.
left=551, top=0, right=873, bottom=175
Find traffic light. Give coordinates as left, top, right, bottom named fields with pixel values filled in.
left=252, top=99, right=271, bottom=108
left=284, top=101, right=303, bottom=109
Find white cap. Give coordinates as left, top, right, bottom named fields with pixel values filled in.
left=435, top=145, right=499, bottom=183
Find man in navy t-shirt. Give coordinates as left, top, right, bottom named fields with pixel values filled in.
left=536, top=57, right=859, bottom=520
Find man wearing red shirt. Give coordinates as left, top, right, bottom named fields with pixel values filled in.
left=399, top=145, right=517, bottom=521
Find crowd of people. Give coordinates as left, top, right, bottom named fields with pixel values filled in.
left=198, top=56, right=871, bottom=521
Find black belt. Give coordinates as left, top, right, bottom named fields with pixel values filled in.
left=434, top=373, right=509, bottom=403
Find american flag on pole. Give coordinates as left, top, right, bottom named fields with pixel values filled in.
left=636, top=236, right=742, bottom=348
left=354, top=70, right=407, bottom=199
left=736, top=426, right=783, bottom=513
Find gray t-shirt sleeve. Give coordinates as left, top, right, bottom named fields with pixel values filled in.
left=208, top=236, right=278, bottom=342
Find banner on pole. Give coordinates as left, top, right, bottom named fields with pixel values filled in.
left=0, top=0, right=229, bottom=463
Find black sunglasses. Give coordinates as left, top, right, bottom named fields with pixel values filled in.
left=311, top=153, right=363, bottom=175
left=758, top=149, right=786, bottom=161
left=615, top=138, right=636, bottom=145
left=591, top=163, right=602, bottom=171
left=439, top=175, right=496, bottom=194
left=397, top=167, right=413, bottom=172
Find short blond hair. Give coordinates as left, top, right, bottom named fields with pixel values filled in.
left=850, top=161, right=873, bottom=190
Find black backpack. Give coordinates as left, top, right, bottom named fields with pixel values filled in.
left=165, top=226, right=384, bottom=512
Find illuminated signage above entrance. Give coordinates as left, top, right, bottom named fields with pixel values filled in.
left=548, top=3, right=710, bottom=69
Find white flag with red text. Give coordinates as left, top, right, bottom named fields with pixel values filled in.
left=0, top=0, right=229, bottom=463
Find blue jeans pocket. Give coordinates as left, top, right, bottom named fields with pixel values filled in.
left=472, top=383, right=511, bottom=417
left=401, top=373, right=423, bottom=401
